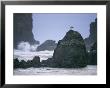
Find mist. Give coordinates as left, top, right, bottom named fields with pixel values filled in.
left=17, top=41, right=38, bottom=52
left=14, top=41, right=54, bottom=62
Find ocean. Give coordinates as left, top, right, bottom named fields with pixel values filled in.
left=14, top=50, right=97, bottom=75
left=14, top=65, right=97, bottom=75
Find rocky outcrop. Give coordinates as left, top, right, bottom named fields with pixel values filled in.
left=48, top=30, right=87, bottom=68
left=14, top=56, right=41, bottom=68
left=88, top=42, right=97, bottom=65
left=14, top=13, right=39, bottom=49
left=84, top=18, right=97, bottom=51
left=32, top=56, right=41, bottom=67
left=37, top=40, right=57, bottom=51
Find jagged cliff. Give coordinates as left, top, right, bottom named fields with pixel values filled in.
left=84, top=18, right=97, bottom=65
left=84, top=18, right=97, bottom=51
left=14, top=13, right=39, bottom=49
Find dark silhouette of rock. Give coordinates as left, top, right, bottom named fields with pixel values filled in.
left=84, top=18, right=97, bottom=51
left=19, top=60, right=28, bottom=68
left=50, top=30, right=87, bottom=68
left=14, top=56, right=41, bottom=69
left=41, top=58, right=53, bottom=67
left=88, top=42, right=97, bottom=65
left=41, top=60, right=48, bottom=67
left=14, top=58, right=20, bottom=68
left=14, top=13, right=39, bottom=49
left=32, top=56, right=40, bottom=67
left=37, top=40, right=57, bottom=51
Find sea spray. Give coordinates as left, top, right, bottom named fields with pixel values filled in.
left=17, top=41, right=38, bottom=52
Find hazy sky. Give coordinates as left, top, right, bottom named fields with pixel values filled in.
left=32, top=13, right=96, bottom=44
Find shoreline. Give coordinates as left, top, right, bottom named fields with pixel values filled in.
left=14, top=65, right=97, bottom=75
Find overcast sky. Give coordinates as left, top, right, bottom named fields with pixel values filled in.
left=32, top=13, right=96, bottom=44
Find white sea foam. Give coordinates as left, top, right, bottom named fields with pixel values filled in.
left=15, top=41, right=54, bottom=61
left=17, top=41, right=38, bottom=52
left=14, top=65, right=97, bottom=75
left=14, top=41, right=97, bottom=75
left=14, top=49, right=54, bottom=62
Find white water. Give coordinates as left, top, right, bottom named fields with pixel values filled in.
left=14, top=43, right=97, bottom=75
left=15, top=41, right=54, bottom=62
left=14, top=50, right=54, bottom=62
left=14, top=65, right=97, bottom=75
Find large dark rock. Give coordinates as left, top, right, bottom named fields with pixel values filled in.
left=84, top=18, right=97, bottom=51
left=37, top=40, right=57, bottom=51
left=14, top=58, right=20, bottom=68
left=14, top=56, right=41, bottom=68
left=51, top=30, right=87, bottom=68
left=88, top=42, right=97, bottom=65
left=14, top=59, right=29, bottom=69
left=14, top=13, right=39, bottom=49
left=32, top=56, right=41, bottom=67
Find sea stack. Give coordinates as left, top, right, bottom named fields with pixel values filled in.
left=51, top=29, right=87, bottom=68
left=14, top=13, right=39, bottom=49
left=84, top=18, right=97, bottom=51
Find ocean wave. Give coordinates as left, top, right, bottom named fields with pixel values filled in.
left=14, top=49, right=54, bottom=62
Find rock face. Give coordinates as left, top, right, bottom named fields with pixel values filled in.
left=32, top=56, right=41, bottom=67
left=84, top=18, right=97, bottom=51
left=14, top=58, right=20, bottom=68
left=37, top=40, right=57, bottom=51
left=14, top=13, right=39, bottom=49
left=88, top=42, right=97, bottom=65
left=14, top=56, right=41, bottom=69
left=49, top=30, right=87, bottom=68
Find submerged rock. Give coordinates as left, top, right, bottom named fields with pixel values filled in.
left=51, top=30, right=87, bottom=68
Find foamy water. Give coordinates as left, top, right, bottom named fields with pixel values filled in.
left=14, top=50, right=54, bottom=62
left=14, top=65, right=97, bottom=75
left=14, top=49, right=97, bottom=75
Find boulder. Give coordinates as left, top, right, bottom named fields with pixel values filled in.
left=32, top=56, right=41, bottom=67
left=14, top=58, right=20, bottom=68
